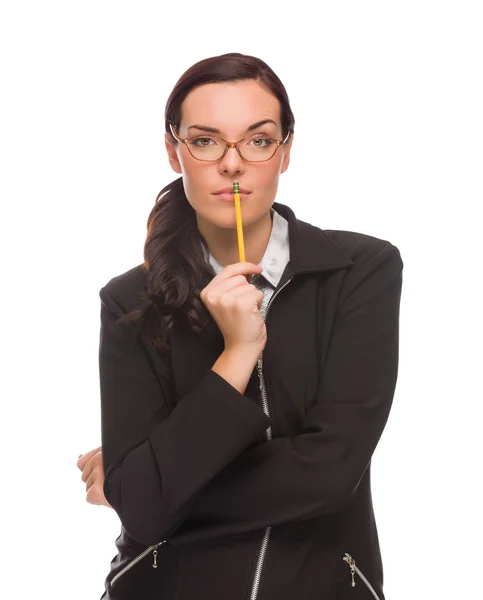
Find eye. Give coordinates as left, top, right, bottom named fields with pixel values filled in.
left=248, top=134, right=275, bottom=148
left=190, top=136, right=219, bottom=147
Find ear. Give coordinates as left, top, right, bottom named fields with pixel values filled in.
left=280, top=132, right=294, bottom=174
left=165, top=133, right=182, bottom=174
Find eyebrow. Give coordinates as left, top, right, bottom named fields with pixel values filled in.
left=187, top=119, right=277, bottom=134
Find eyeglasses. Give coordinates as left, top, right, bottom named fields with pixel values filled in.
left=168, top=123, right=292, bottom=163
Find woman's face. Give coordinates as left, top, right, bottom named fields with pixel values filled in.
left=165, top=79, right=293, bottom=232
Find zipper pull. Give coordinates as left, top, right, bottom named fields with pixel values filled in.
left=344, top=553, right=356, bottom=587
left=152, top=549, right=158, bottom=569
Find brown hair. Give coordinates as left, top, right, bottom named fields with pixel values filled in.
left=120, top=52, right=295, bottom=352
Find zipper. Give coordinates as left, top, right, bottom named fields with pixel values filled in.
left=343, top=553, right=381, bottom=600
left=110, top=540, right=167, bottom=588
left=249, top=277, right=293, bottom=600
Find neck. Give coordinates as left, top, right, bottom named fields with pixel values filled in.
left=198, top=209, right=273, bottom=268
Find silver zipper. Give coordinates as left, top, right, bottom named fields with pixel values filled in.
left=110, top=540, right=167, bottom=588
left=249, top=277, right=293, bottom=600
left=343, top=553, right=382, bottom=600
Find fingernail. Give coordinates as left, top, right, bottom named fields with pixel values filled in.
left=78, top=454, right=83, bottom=459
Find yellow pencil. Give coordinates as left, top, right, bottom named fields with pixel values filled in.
left=233, top=180, right=245, bottom=262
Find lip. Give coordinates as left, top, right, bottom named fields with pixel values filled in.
left=213, top=186, right=251, bottom=195
left=216, top=192, right=251, bottom=202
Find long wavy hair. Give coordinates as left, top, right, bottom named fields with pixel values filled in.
left=119, top=52, right=295, bottom=352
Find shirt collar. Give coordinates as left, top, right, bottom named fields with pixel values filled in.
left=200, top=201, right=354, bottom=292
left=202, top=207, right=290, bottom=288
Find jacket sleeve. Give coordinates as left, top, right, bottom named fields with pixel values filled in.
left=168, top=243, right=403, bottom=545
left=99, top=287, right=271, bottom=546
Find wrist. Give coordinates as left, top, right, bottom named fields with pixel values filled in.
left=224, top=343, right=264, bottom=363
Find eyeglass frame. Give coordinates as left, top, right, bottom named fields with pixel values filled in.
left=168, top=122, right=293, bottom=163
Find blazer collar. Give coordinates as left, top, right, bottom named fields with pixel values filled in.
left=272, top=201, right=353, bottom=279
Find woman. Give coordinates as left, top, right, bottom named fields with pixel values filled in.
left=79, top=52, right=403, bottom=600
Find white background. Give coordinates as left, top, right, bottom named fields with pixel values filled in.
left=1, top=1, right=481, bottom=599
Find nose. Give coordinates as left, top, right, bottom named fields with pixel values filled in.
left=217, top=144, right=245, bottom=176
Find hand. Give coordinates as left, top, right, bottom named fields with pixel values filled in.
left=77, top=446, right=111, bottom=508
left=201, top=262, right=267, bottom=351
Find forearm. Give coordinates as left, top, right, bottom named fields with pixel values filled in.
left=100, top=346, right=264, bottom=515
left=99, top=289, right=271, bottom=546
left=211, top=345, right=263, bottom=395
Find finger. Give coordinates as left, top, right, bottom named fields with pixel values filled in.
left=81, top=453, right=102, bottom=483
left=206, top=274, right=250, bottom=297
left=81, top=459, right=95, bottom=483
left=201, top=264, right=263, bottom=302
left=219, top=283, right=260, bottom=303
left=226, top=284, right=264, bottom=308
left=212, top=262, right=263, bottom=284
left=77, top=446, right=102, bottom=470
left=85, top=471, right=97, bottom=491
left=77, top=448, right=96, bottom=470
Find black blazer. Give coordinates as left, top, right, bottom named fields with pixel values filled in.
left=99, top=201, right=403, bottom=600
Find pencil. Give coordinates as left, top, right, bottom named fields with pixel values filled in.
left=233, top=180, right=245, bottom=262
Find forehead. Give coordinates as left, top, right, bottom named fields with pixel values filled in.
left=180, top=80, right=281, bottom=135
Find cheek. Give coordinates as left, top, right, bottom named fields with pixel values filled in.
left=179, top=154, right=210, bottom=184
left=253, top=162, right=282, bottom=189
left=178, top=151, right=195, bottom=172
left=181, top=162, right=215, bottom=204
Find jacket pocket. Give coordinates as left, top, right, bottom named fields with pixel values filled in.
left=342, top=553, right=381, bottom=600
left=110, top=540, right=167, bottom=589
